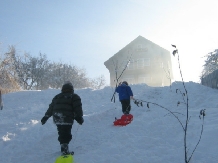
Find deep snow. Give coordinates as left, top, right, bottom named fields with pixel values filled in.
left=0, top=82, right=218, bottom=163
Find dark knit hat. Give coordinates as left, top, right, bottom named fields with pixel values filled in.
left=122, top=81, right=128, bottom=85
left=61, top=82, right=74, bottom=93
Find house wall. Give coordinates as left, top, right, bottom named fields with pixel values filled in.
left=201, top=69, right=218, bottom=89
left=104, top=36, right=173, bottom=87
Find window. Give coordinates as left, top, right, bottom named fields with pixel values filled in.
left=136, top=58, right=150, bottom=69
left=144, top=58, right=150, bottom=66
left=138, top=75, right=151, bottom=83
left=127, top=58, right=150, bottom=70
left=137, top=44, right=142, bottom=49
left=136, top=44, right=142, bottom=52
left=137, top=59, right=144, bottom=69
left=136, top=45, right=147, bottom=52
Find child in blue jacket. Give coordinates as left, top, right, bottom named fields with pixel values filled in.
left=115, top=81, right=134, bottom=114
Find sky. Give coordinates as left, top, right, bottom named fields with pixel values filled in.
left=0, top=0, right=218, bottom=84
left=1, top=82, right=218, bottom=163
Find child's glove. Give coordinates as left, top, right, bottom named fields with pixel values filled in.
left=75, top=116, right=84, bottom=125
left=41, top=116, right=49, bottom=125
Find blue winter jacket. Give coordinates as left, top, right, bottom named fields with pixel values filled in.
left=115, top=84, right=133, bottom=101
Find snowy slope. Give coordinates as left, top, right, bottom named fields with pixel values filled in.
left=0, top=82, right=218, bottom=163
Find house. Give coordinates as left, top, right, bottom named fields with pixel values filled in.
left=104, top=36, right=173, bottom=87
left=201, top=69, right=218, bottom=89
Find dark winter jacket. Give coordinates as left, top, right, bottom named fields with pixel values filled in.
left=44, top=92, right=83, bottom=125
left=115, top=83, right=133, bottom=101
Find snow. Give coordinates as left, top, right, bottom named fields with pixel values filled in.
left=0, top=82, right=218, bottom=163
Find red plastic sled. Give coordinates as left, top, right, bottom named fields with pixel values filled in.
left=113, top=114, right=133, bottom=126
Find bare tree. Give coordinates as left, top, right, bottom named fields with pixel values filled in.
left=202, top=49, right=218, bottom=78
left=13, top=53, right=34, bottom=90
left=45, top=62, right=91, bottom=89
left=0, top=46, right=20, bottom=92
left=90, top=75, right=106, bottom=89
left=0, top=45, right=104, bottom=91
left=28, top=53, right=50, bottom=90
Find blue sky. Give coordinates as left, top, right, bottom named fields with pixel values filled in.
left=1, top=0, right=218, bottom=84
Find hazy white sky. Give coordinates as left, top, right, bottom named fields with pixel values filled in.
left=0, top=0, right=218, bottom=84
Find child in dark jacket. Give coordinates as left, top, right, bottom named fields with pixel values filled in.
left=115, top=81, right=134, bottom=114
left=41, top=82, right=84, bottom=155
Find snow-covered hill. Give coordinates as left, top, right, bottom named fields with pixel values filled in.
left=0, top=82, right=218, bottom=163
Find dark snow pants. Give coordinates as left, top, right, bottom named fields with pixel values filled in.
left=56, top=125, right=72, bottom=144
left=120, top=99, right=131, bottom=114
